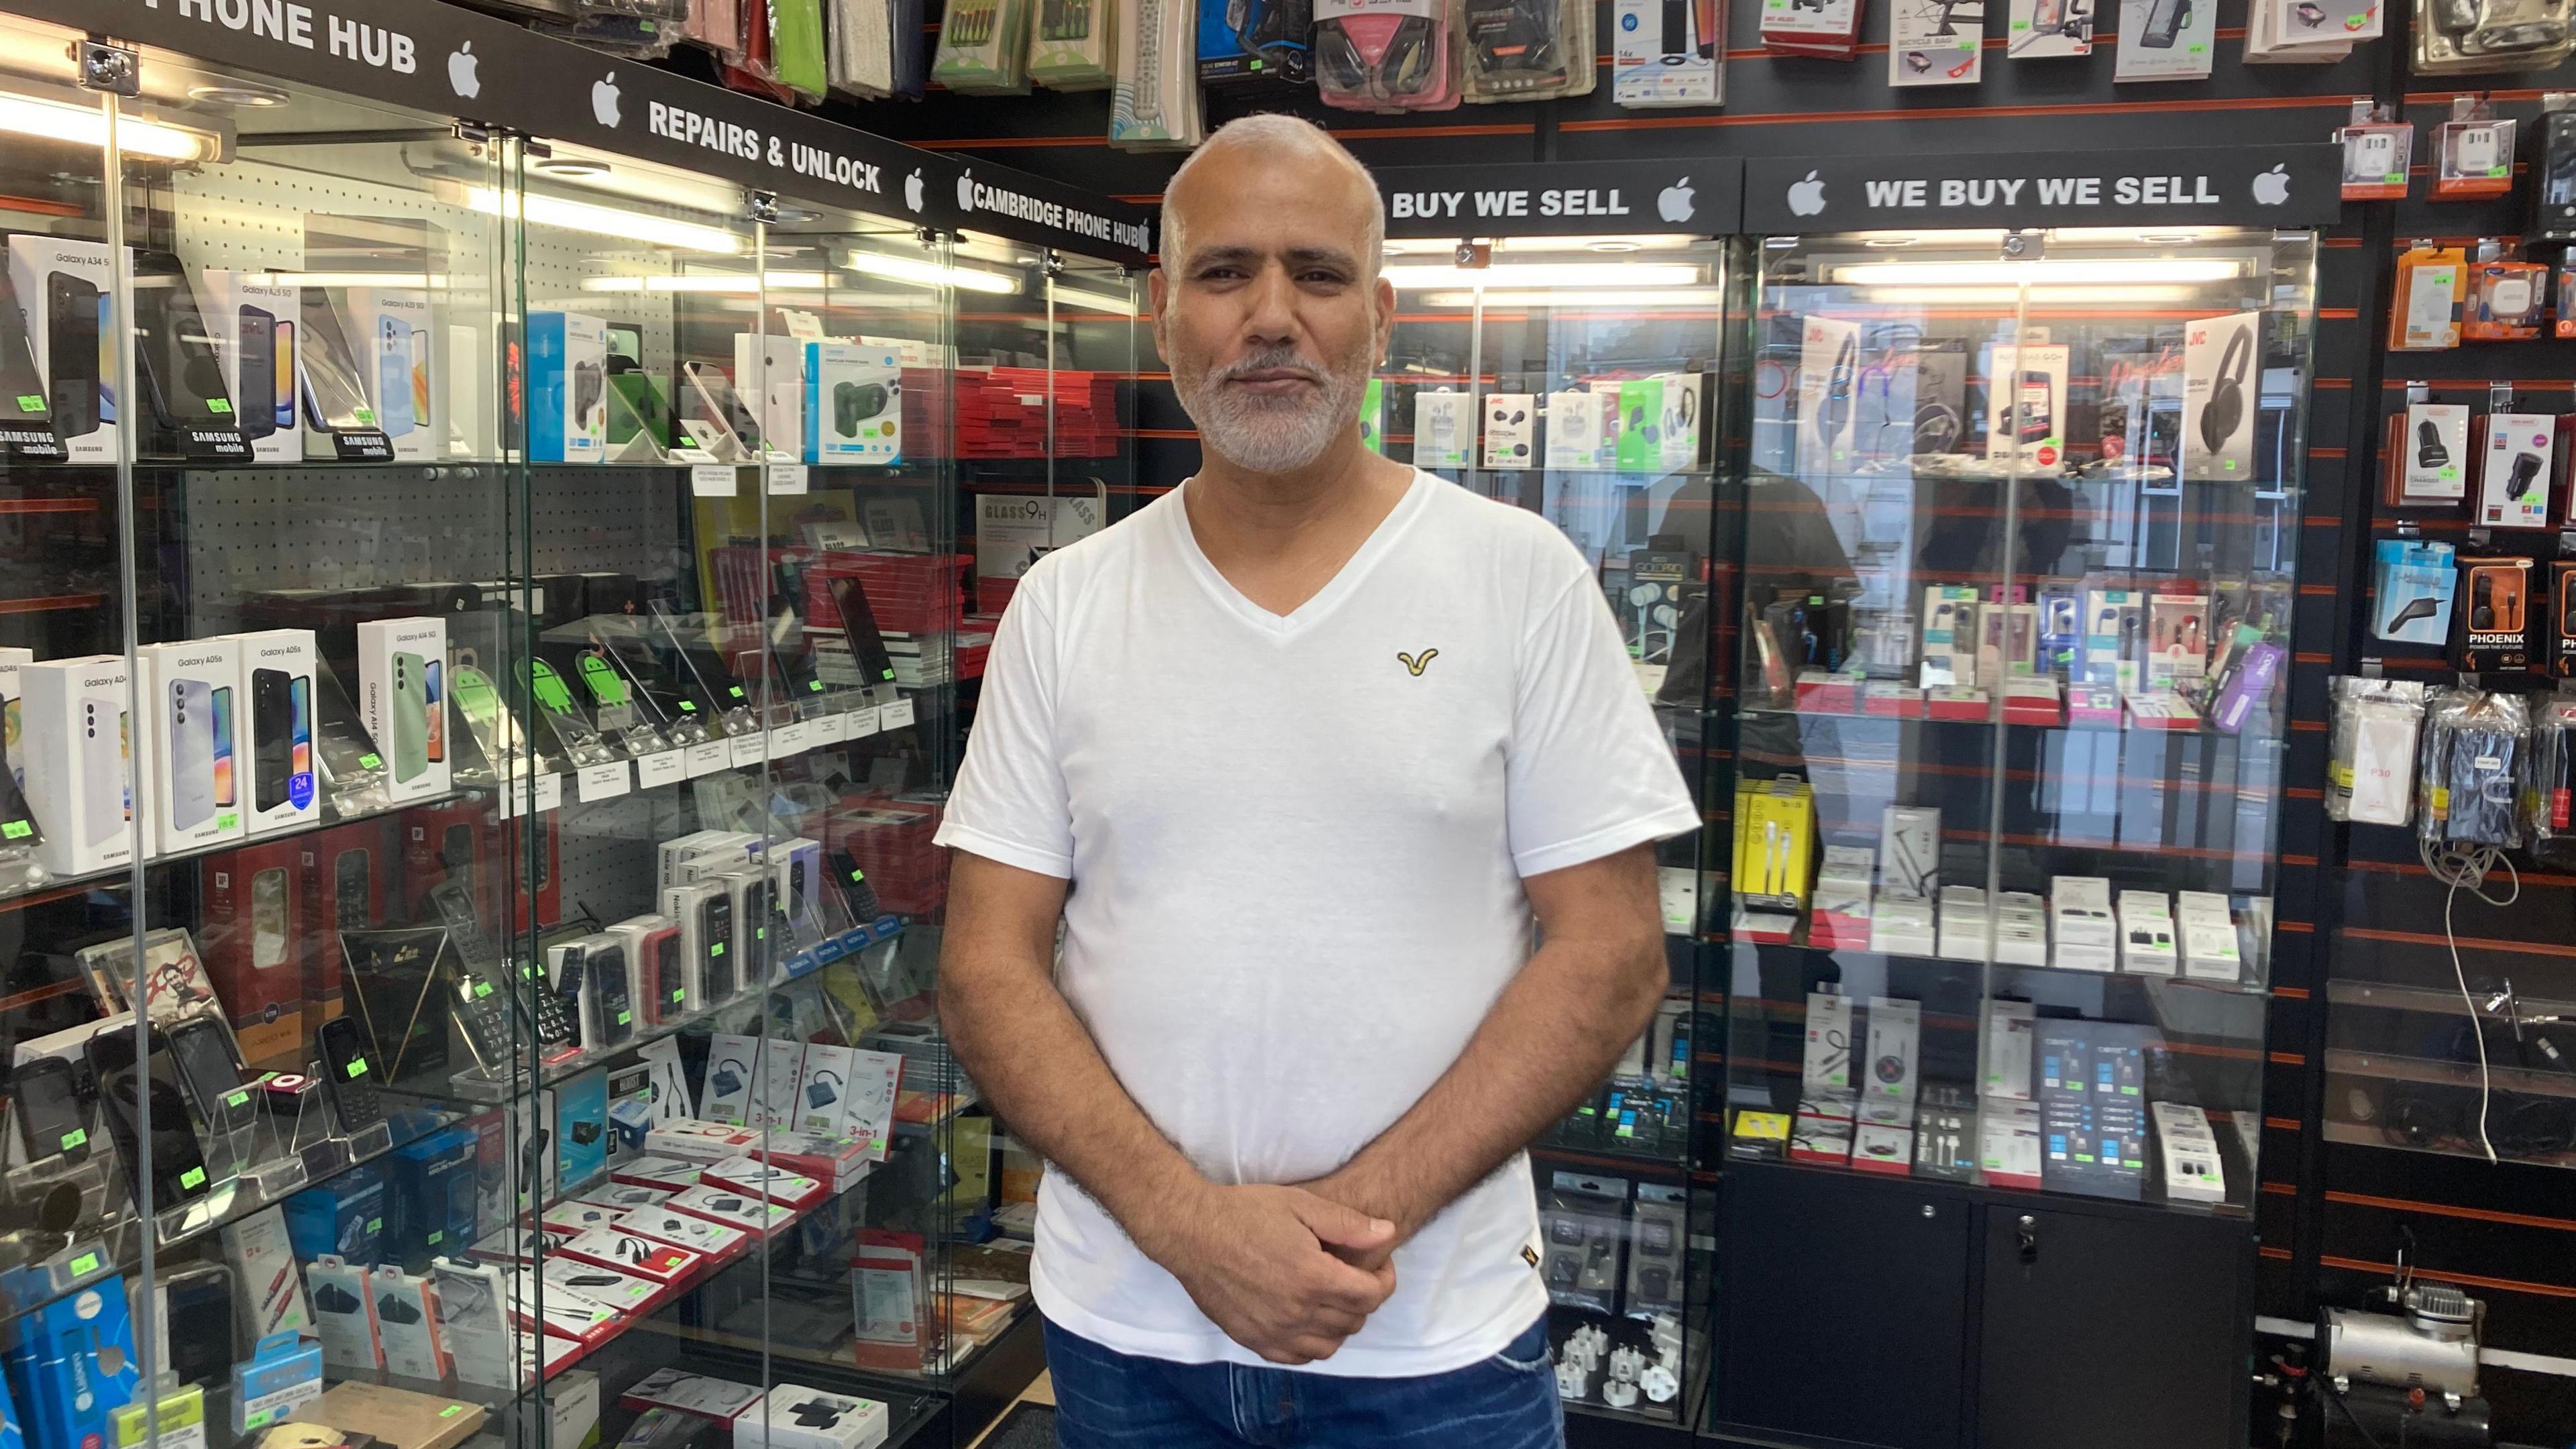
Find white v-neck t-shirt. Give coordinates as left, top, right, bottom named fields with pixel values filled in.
left=934, top=469, right=1701, bottom=1377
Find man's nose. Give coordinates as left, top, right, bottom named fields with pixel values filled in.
left=1241, top=263, right=1301, bottom=345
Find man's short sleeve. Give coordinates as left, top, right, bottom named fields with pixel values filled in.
left=1506, top=573, right=1703, bottom=879
left=934, top=584, right=1075, bottom=878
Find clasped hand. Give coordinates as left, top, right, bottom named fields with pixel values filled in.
left=1145, top=1183, right=1401, bottom=1366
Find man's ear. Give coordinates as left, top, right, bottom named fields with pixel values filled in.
left=1373, top=272, right=1396, bottom=364
left=1148, top=266, right=1173, bottom=353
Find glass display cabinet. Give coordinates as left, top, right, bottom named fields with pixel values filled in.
left=1370, top=159, right=1741, bottom=1440
left=0, top=13, right=1143, bottom=1449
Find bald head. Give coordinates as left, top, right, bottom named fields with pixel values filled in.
left=1161, top=115, right=1384, bottom=280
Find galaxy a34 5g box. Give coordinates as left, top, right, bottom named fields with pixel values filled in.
left=7, top=235, right=117, bottom=463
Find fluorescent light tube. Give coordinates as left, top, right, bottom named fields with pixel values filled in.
left=468, top=186, right=746, bottom=254
left=1829, top=258, right=2245, bottom=286
left=1385, top=262, right=1703, bottom=290
left=842, top=249, right=1020, bottom=295
left=0, top=92, right=214, bottom=161
left=580, top=272, right=826, bottom=293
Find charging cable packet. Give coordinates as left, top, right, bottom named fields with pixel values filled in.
left=1463, top=0, right=1596, bottom=98
left=2419, top=686, right=2528, bottom=849
left=2529, top=696, right=2576, bottom=859
left=1030, top=0, right=1118, bottom=87
left=2372, top=539, right=2457, bottom=646
left=935, top=0, right=1034, bottom=91
left=1317, top=0, right=1460, bottom=110
left=2327, top=676, right=2430, bottom=825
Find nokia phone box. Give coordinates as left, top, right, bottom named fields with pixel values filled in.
left=21, top=655, right=136, bottom=875
left=142, top=639, right=246, bottom=854
left=530, top=311, right=607, bottom=464
left=357, top=616, right=451, bottom=802
left=2182, top=311, right=2259, bottom=482
left=199, top=272, right=303, bottom=464
left=7, top=235, right=118, bottom=463
left=347, top=288, right=437, bottom=463
left=802, top=343, right=902, bottom=465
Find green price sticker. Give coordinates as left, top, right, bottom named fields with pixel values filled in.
left=15, top=394, right=39, bottom=412
left=678, top=701, right=697, bottom=712
left=369, top=1218, right=382, bottom=1233
left=616, top=1010, right=631, bottom=1026
left=70, top=1251, right=99, bottom=1275
left=360, top=753, right=382, bottom=769
left=670, top=989, right=684, bottom=1003
left=728, top=685, right=745, bottom=698
left=808, top=680, right=823, bottom=692
left=710, top=942, right=726, bottom=957
left=227, top=1090, right=250, bottom=1108
left=755, top=925, right=767, bottom=941
left=2, top=820, right=30, bottom=839
left=207, top=398, right=231, bottom=414
left=61, top=1129, right=85, bottom=1150
left=246, top=1411, right=275, bottom=1431
left=440, top=1408, right=466, bottom=1419
left=354, top=407, right=375, bottom=424
left=347, top=1057, right=369, bottom=1078
left=475, top=981, right=493, bottom=998
left=180, top=1166, right=207, bottom=1189
left=427, top=1230, right=443, bottom=1244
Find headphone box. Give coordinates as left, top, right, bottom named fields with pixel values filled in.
left=2180, top=310, right=2257, bottom=482
left=739, top=1386, right=890, bottom=1449
left=1544, top=388, right=1611, bottom=471
left=1412, top=390, right=1471, bottom=471
left=2477, top=413, right=2557, bottom=529
left=802, top=343, right=901, bottom=466
left=1482, top=393, right=1536, bottom=469
left=2455, top=555, right=2535, bottom=672
left=1799, top=315, right=1862, bottom=468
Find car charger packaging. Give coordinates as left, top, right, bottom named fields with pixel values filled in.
left=530, top=311, right=608, bottom=465
left=22, top=655, right=137, bottom=875
left=1483, top=394, right=1536, bottom=468
left=2181, top=311, right=2258, bottom=482
left=1412, top=390, right=1471, bottom=470
left=739, top=1385, right=890, bottom=1449
left=199, top=272, right=303, bottom=464
left=227, top=629, right=318, bottom=833
left=2396, top=402, right=2470, bottom=504
left=7, top=235, right=119, bottom=463
left=356, top=616, right=449, bottom=803
left=141, top=639, right=245, bottom=854
left=348, top=288, right=436, bottom=463
left=804, top=343, right=902, bottom=465
left=2477, top=413, right=2557, bottom=529
left=2370, top=539, right=2457, bottom=644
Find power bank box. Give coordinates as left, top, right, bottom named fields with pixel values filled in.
left=199, top=271, right=302, bottom=464
left=1483, top=394, right=1536, bottom=469
left=529, top=311, right=608, bottom=464
left=7, top=235, right=119, bottom=463
left=21, top=654, right=136, bottom=875
left=802, top=343, right=902, bottom=465
left=226, top=629, right=319, bottom=833
left=142, top=639, right=246, bottom=854
left=2477, top=413, right=2557, bottom=529
left=347, top=288, right=437, bottom=463
left=356, top=616, right=449, bottom=802
left=1412, top=390, right=1471, bottom=471
left=2180, top=311, right=2259, bottom=482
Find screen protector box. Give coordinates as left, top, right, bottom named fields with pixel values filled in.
left=199, top=272, right=302, bottom=464
left=529, top=311, right=606, bottom=464
left=803, top=343, right=902, bottom=465
left=356, top=616, right=449, bottom=802
left=6, top=235, right=119, bottom=463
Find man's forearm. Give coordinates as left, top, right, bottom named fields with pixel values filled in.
left=1309, top=855, right=1668, bottom=1238
left=943, top=945, right=1210, bottom=1256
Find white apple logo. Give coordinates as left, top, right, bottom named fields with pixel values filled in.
left=1786, top=170, right=1827, bottom=217
left=447, top=42, right=481, bottom=99
left=2251, top=164, right=2290, bottom=205
left=592, top=71, right=623, bottom=128
left=904, top=169, right=925, bottom=212
left=956, top=170, right=976, bottom=213
left=1658, top=177, right=1695, bottom=223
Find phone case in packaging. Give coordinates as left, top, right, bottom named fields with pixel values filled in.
left=1463, top=0, right=1593, bottom=99
left=684, top=0, right=745, bottom=54
left=771, top=0, right=831, bottom=97
left=1316, top=0, right=1460, bottom=109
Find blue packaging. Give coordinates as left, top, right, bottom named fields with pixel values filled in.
left=284, top=1166, right=386, bottom=1264
left=229, top=1331, right=322, bottom=1434
left=800, top=342, right=902, bottom=465
left=528, top=311, right=607, bottom=464
left=1, top=1275, right=138, bottom=1449
left=0, top=1356, right=21, bottom=1449
left=555, top=1067, right=612, bottom=1192
left=1196, top=0, right=1310, bottom=83
left=2372, top=537, right=2458, bottom=645
left=388, top=1126, right=479, bottom=1268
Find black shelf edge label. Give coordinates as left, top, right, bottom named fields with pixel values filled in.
left=1743, top=146, right=2343, bottom=233
left=21, top=0, right=1150, bottom=265
left=1373, top=158, right=1745, bottom=239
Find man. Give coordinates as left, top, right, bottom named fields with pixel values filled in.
left=935, top=114, right=1699, bottom=1448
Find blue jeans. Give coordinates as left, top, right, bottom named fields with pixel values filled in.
left=1042, top=1314, right=1564, bottom=1448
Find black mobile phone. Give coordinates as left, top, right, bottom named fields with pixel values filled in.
left=252, top=667, right=292, bottom=812
left=0, top=269, right=56, bottom=439
left=131, top=252, right=239, bottom=433
left=237, top=305, right=276, bottom=441
left=700, top=893, right=737, bottom=1003
left=590, top=943, right=633, bottom=1047
left=87, top=1025, right=215, bottom=1212
left=45, top=272, right=99, bottom=436
left=11, top=1055, right=90, bottom=1165
left=824, top=574, right=900, bottom=691
left=335, top=848, right=372, bottom=932
left=827, top=847, right=883, bottom=920
left=166, top=1015, right=253, bottom=1147
left=163, top=1265, right=236, bottom=1387
left=314, top=1015, right=385, bottom=1132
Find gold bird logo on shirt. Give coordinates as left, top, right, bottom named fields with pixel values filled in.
left=1397, top=649, right=1439, bottom=676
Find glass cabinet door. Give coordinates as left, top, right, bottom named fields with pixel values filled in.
left=1725, top=226, right=2314, bottom=1215
left=1381, top=233, right=1731, bottom=1430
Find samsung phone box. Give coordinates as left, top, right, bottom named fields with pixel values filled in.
left=8, top=235, right=119, bottom=463
left=199, top=272, right=303, bottom=463
left=142, top=638, right=246, bottom=853
left=356, top=616, right=450, bottom=802
left=530, top=311, right=607, bottom=464
left=347, top=288, right=437, bottom=462
left=21, top=655, right=137, bottom=874
left=2181, top=311, right=2259, bottom=482
left=225, top=629, right=319, bottom=833
left=803, top=342, right=902, bottom=465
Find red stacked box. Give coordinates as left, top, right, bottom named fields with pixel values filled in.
left=827, top=798, right=949, bottom=916
left=900, top=367, right=953, bottom=460
left=953, top=368, right=1121, bottom=458
left=956, top=623, right=996, bottom=681
left=802, top=553, right=971, bottom=636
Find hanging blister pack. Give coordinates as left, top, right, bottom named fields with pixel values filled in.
left=936, top=0, right=1035, bottom=90
left=2414, top=0, right=2572, bottom=72
left=2418, top=687, right=2528, bottom=849
left=2326, top=677, right=2430, bottom=826
left=1112, top=0, right=1210, bottom=146
left=1613, top=0, right=1723, bottom=104
left=2530, top=696, right=2576, bottom=861
left=1032, top=0, right=1120, bottom=87
left=1462, top=0, right=1594, bottom=100
left=1317, top=0, right=1461, bottom=109
left=1201, top=0, right=1313, bottom=82
left=829, top=0, right=900, bottom=96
